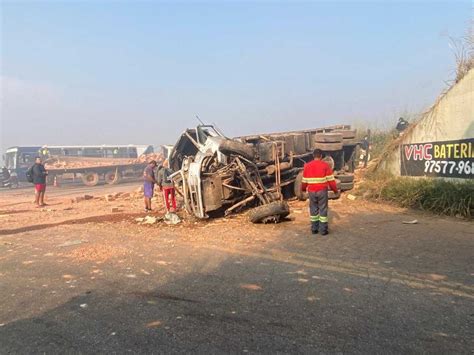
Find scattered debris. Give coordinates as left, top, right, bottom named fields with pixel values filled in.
left=65, top=244, right=128, bottom=262
left=111, top=207, right=122, bottom=213
left=421, top=273, right=447, bottom=281
left=164, top=212, right=181, bottom=225
left=58, top=240, right=85, bottom=247
left=71, top=196, right=85, bottom=203
left=143, top=216, right=160, bottom=224
left=40, top=208, right=55, bottom=212
left=346, top=194, right=357, bottom=201
left=79, top=303, right=88, bottom=308
left=240, top=284, right=263, bottom=291
left=403, top=219, right=418, bottom=224
left=146, top=320, right=162, bottom=328
left=84, top=194, right=94, bottom=200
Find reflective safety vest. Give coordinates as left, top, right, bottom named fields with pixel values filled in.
left=301, top=159, right=338, bottom=193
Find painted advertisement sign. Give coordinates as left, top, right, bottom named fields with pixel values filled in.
left=400, top=138, right=474, bottom=179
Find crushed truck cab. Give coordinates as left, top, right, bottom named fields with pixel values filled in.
left=170, top=124, right=358, bottom=222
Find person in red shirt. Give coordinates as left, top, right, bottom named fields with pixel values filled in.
left=301, top=149, right=339, bottom=235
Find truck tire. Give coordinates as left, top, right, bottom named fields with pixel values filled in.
left=314, top=142, right=343, bottom=151
left=340, top=181, right=354, bottom=191
left=294, top=171, right=308, bottom=201
left=249, top=201, right=290, bottom=224
left=295, top=174, right=341, bottom=201
left=334, top=130, right=356, bottom=139
left=104, top=170, right=121, bottom=185
left=314, top=133, right=343, bottom=143
left=335, top=174, right=354, bottom=183
left=219, top=139, right=255, bottom=160
left=81, top=172, right=99, bottom=187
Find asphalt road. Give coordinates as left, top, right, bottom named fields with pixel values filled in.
left=0, top=188, right=473, bottom=353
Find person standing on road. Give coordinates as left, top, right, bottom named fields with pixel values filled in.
left=301, top=149, right=339, bottom=236
left=29, top=157, right=48, bottom=207
left=39, top=146, right=50, bottom=160
left=157, top=160, right=176, bottom=212
left=143, top=160, right=158, bottom=212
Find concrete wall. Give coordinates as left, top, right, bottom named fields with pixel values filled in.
left=381, top=68, right=474, bottom=179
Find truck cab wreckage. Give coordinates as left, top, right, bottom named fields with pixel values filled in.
left=169, top=124, right=358, bottom=223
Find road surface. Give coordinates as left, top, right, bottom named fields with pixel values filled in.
left=0, top=186, right=472, bottom=353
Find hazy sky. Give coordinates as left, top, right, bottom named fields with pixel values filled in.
left=0, top=1, right=471, bottom=152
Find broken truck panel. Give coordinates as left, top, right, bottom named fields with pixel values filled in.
left=170, top=124, right=358, bottom=222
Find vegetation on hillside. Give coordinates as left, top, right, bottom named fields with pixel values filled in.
left=357, top=171, right=473, bottom=218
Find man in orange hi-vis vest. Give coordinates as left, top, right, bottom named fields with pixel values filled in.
left=301, top=149, right=339, bottom=235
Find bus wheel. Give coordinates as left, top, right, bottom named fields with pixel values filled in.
left=81, top=172, right=99, bottom=186
left=104, top=170, right=121, bottom=185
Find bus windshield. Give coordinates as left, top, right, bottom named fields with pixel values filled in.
left=18, top=152, right=37, bottom=168
left=5, top=151, right=17, bottom=170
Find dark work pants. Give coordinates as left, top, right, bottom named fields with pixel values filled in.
left=308, top=190, right=329, bottom=233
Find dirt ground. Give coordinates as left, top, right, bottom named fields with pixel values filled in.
left=0, top=183, right=473, bottom=353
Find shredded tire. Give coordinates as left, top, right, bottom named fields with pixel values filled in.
left=249, top=201, right=290, bottom=224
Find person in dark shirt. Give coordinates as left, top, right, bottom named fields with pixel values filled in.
left=30, top=157, right=48, bottom=207
left=396, top=117, right=409, bottom=134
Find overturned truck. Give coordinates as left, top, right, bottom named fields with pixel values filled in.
left=169, top=124, right=358, bottom=223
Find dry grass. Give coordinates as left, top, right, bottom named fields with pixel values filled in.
left=357, top=171, right=474, bottom=218
left=451, top=23, right=474, bottom=83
